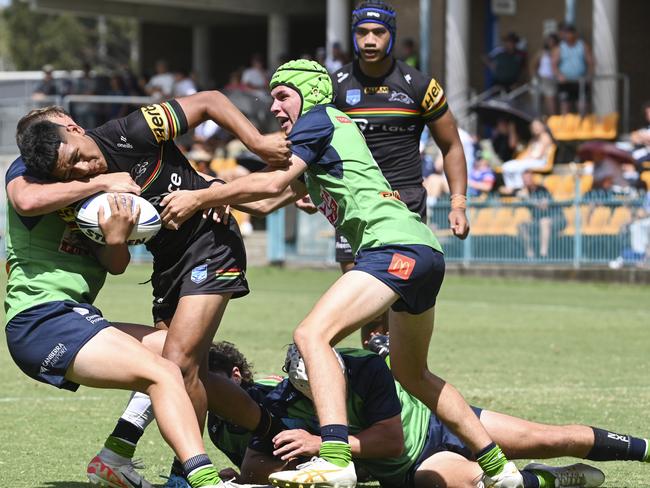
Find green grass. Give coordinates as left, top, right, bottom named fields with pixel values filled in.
left=1, top=266, right=650, bottom=487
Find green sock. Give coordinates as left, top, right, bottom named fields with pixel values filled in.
left=532, top=470, right=557, bottom=488
left=187, top=465, right=221, bottom=488
left=104, top=436, right=135, bottom=459
left=319, top=441, right=352, bottom=468
left=476, top=444, right=508, bottom=477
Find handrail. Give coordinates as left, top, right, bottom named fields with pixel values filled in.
left=62, top=94, right=155, bottom=112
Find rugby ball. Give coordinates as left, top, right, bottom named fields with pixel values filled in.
left=75, top=192, right=161, bottom=245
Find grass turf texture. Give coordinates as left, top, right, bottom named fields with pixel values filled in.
left=1, top=265, right=649, bottom=487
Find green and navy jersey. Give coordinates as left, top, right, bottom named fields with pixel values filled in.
left=289, top=104, right=442, bottom=255
left=207, top=376, right=283, bottom=467
left=87, top=100, right=212, bottom=260
left=4, top=158, right=106, bottom=322
left=333, top=59, right=448, bottom=189
left=260, top=349, right=431, bottom=487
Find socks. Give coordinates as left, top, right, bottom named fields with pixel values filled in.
left=520, top=469, right=541, bottom=488
left=319, top=441, right=352, bottom=468
left=104, top=419, right=144, bottom=459
left=120, top=392, right=154, bottom=431
left=476, top=442, right=508, bottom=477
left=319, top=424, right=351, bottom=467
left=184, top=454, right=221, bottom=488
left=521, top=468, right=556, bottom=488
left=586, top=427, right=649, bottom=462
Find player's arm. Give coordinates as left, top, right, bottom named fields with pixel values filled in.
left=233, top=178, right=308, bottom=216
left=92, top=193, right=140, bottom=275
left=427, top=111, right=470, bottom=239
left=160, top=155, right=308, bottom=229
left=271, top=415, right=403, bottom=461
left=175, top=91, right=291, bottom=166
left=7, top=173, right=140, bottom=217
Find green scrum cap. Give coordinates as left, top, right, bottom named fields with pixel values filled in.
left=269, top=59, right=333, bottom=116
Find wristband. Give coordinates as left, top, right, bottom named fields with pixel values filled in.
left=208, top=178, right=226, bottom=186
left=450, top=194, right=467, bottom=210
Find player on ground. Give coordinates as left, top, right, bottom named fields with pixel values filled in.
left=332, top=0, right=469, bottom=344
left=156, top=59, right=520, bottom=488
left=16, top=96, right=290, bottom=487
left=3, top=151, right=243, bottom=487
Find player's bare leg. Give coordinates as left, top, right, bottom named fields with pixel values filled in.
left=162, top=293, right=232, bottom=432
left=414, top=451, right=483, bottom=488
left=66, top=325, right=227, bottom=487
left=389, top=308, right=523, bottom=488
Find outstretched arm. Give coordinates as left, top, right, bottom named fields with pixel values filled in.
left=160, top=154, right=308, bottom=229
left=176, top=91, right=291, bottom=166
left=234, top=178, right=308, bottom=216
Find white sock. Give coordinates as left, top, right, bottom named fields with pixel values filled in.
left=120, top=391, right=154, bottom=431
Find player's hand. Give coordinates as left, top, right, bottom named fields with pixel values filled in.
left=98, top=193, right=140, bottom=245
left=272, top=429, right=321, bottom=461
left=254, top=133, right=292, bottom=167
left=295, top=195, right=318, bottom=214
left=203, top=204, right=231, bottom=224
left=449, top=208, right=470, bottom=240
left=160, top=190, right=202, bottom=230
left=95, top=172, right=141, bottom=195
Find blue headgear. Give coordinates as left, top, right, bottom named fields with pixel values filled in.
left=351, top=1, right=397, bottom=57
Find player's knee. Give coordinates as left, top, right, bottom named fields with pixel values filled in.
left=293, top=323, right=317, bottom=348
left=143, top=355, right=185, bottom=392
left=162, top=346, right=201, bottom=379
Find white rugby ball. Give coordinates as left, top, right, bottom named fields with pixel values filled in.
left=76, top=192, right=161, bottom=245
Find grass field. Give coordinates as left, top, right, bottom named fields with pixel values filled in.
left=1, top=265, right=649, bottom=487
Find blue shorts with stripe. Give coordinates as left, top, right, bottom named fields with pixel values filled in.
left=5, top=301, right=111, bottom=391
left=353, top=244, right=445, bottom=314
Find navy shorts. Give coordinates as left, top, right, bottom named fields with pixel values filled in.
left=5, top=301, right=111, bottom=391
left=354, top=244, right=445, bottom=314
left=335, top=187, right=428, bottom=263
left=405, top=407, right=483, bottom=487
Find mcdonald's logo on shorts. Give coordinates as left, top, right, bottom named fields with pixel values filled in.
left=388, top=253, right=415, bottom=280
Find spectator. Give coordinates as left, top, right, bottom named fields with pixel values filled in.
left=105, top=72, right=128, bottom=119
left=630, top=101, right=650, bottom=165
left=73, top=62, right=97, bottom=129
left=501, top=119, right=553, bottom=192
left=610, top=193, right=650, bottom=269
left=325, top=42, right=348, bottom=73
left=468, top=153, right=496, bottom=198
left=187, top=147, right=216, bottom=178
left=400, top=37, right=419, bottom=69
left=518, top=170, right=554, bottom=259
left=173, top=70, right=197, bottom=97
left=485, top=118, right=519, bottom=165
left=223, top=68, right=247, bottom=92
left=145, top=59, right=175, bottom=99
left=483, top=32, right=528, bottom=91
left=32, top=64, right=59, bottom=99
left=241, top=53, right=268, bottom=93
left=552, top=23, right=594, bottom=114
left=315, top=47, right=327, bottom=68
left=531, top=33, right=559, bottom=116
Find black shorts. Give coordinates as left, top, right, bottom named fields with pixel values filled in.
left=151, top=219, right=249, bottom=323
left=557, top=80, right=591, bottom=103
left=335, top=186, right=428, bottom=263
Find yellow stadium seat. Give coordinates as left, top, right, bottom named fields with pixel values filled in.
left=487, top=207, right=515, bottom=236
left=641, top=171, right=650, bottom=191
left=471, top=208, right=496, bottom=236
left=561, top=205, right=590, bottom=236
left=530, top=144, right=557, bottom=174
left=210, top=157, right=238, bottom=174
left=592, top=112, right=619, bottom=140
left=602, top=206, right=632, bottom=235
left=583, top=206, right=612, bottom=235
left=576, top=114, right=597, bottom=140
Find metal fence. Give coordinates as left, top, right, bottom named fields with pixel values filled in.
left=278, top=193, right=649, bottom=269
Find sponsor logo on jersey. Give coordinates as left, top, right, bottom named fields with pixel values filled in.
left=337, top=72, right=350, bottom=83
left=117, top=135, right=133, bottom=149
left=346, top=89, right=361, bottom=105
left=404, top=74, right=412, bottom=85
left=364, top=86, right=389, bottom=95
left=73, top=307, right=90, bottom=316
left=41, top=343, right=68, bottom=373
left=141, top=104, right=168, bottom=143
left=352, top=118, right=417, bottom=133
left=380, top=190, right=402, bottom=201
left=132, top=160, right=150, bottom=181
left=388, top=253, right=416, bottom=280
left=422, top=79, right=444, bottom=111
left=318, top=189, right=339, bottom=225
left=388, top=91, right=414, bottom=104
left=191, top=263, right=208, bottom=284
left=335, top=115, right=352, bottom=124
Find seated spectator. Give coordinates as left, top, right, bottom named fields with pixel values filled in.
left=483, top=118, right=519, bottom=165
left=630, top=101, right=650, bottom=165
left=517, top=170, right=554, bottom=259
left=501, top=119, right=553, bottom=192
left=188, top=148, right=217, bottom=178
left=468, top=153, right=496, bottom=198
left=173, top=70, right=197, bottom=97
left=610, top=193, right=650, bottom=269
left=224, top=69, right=247, bottom=92
left=483, top=32, right=528, bottom=92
